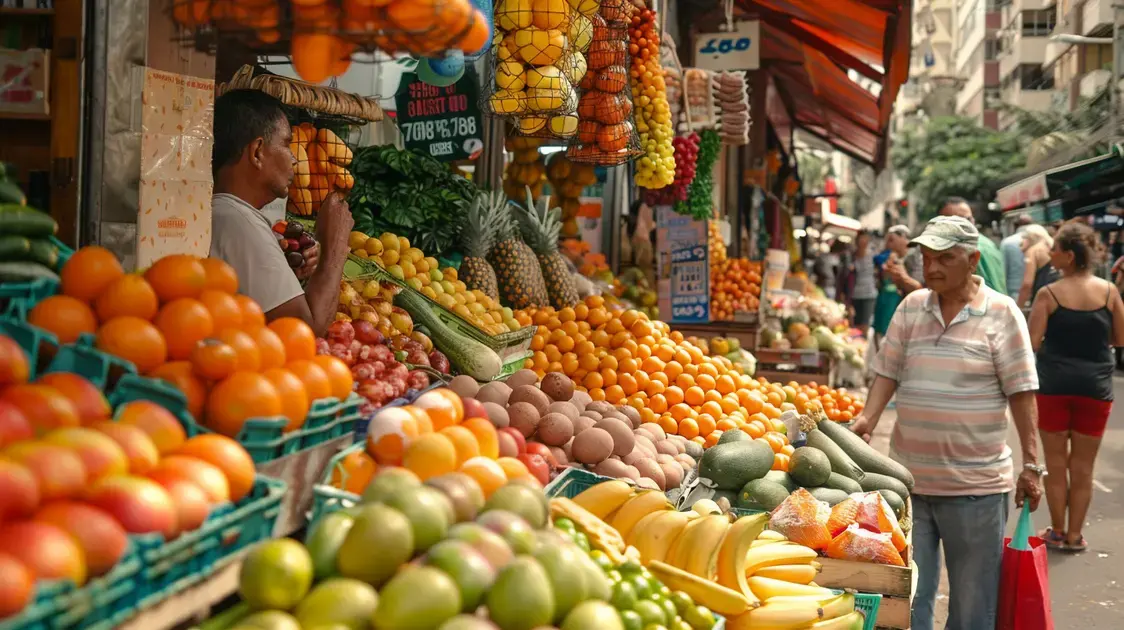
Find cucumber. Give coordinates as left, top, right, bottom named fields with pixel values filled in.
left=737, top=478, right=790, bottom=511
left=804, top=428, right=865, bottom=481
left=0, top=181, right=26, bottom=205
left=806, top=487, right=850, bottom=506
left=823, top=472, right=863, bottom=495
left=0, top=261, right=59, bottom=282
left=859, top=472, right=911, bottom=500
left=0, top=235, right=31, bottom=260
left=763, top=470, right=797, bottom=492
left=878, top=489, right=905, bottom=518
left=27, top=239, right=58, bottom=269
left=0, top=204, right=55, bottom=237
left=817, top=418, right=915, bottom=491
left=394, top=288, right=502, bottom=380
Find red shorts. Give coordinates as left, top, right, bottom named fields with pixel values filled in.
left=1035, top=394, right=1113, bottom=437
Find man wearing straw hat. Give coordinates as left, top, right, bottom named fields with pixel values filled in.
left=851, top=216, right=1044, bottom=630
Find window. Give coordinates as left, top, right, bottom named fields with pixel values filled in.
left=984, top=87, right=1002, bottom=107
left=1021, top=8, right=1056, bottom=36
left=1019, top=64, right=1055, bottom=90
left=985, top=37, right=1004, bottom=60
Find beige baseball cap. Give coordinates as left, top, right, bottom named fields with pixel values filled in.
left=910, top=216, right=979, bottom=251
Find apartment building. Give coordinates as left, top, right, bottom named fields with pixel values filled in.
left=994, top=0, right=1058, bottom=129
left=1046, top=0, right=1114, bottom=110
left=897, top=0, right=959, bottom=122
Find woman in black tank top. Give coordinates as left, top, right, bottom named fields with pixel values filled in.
left=1028, top=221, right=1124, bottom=552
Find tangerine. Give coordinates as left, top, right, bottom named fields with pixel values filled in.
left=94, top=275, right=159, bottom=321
left=402, top=433, right=457, bottom=481
left=285, top=360, right=331, bottom=402
left=310, top=355, right=353, bottom=400
left=496, top=457, right=530, bottom=482
left=204, top=372, right=283, bottom=438
left=115, top=400, right=186, bottom=455
left=199, top=258, right=239, bottom=293
left=176, top=434, right=257, bottom=502
left=461, top=417, right=498, bottom=459
left=60, top=246, right=123, bottom=303
left=330, top=450, right=377, bottom=494
left=365, top=406, right=421, bottom=466
left=268, top=318, right=317, bottom=362
left=95, top=317, right=167, bottom=373
left=248, top=326, right=287, bottom=370
left=214, top=329, right=262, bottom=372
left=458, top=456, right=506, bottom=498
left=155, top=298, right=215, bottom=361
left=144, top=255, right=207, bottom=303
left=235, top=296, right=266, bottom=330
left=439, top=425, right=480, bottom=466
left=413, top=389, right=463, bottom=431
left=197, top=290, right=243, bottom=331
left=28, top=296, right=97, bottom=343
left=262, top=368, right=311, bottom=432
left=190, top=339, right=239, bottom=381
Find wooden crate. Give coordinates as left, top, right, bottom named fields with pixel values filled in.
left=754, top=348, right=835, bottom=386
left=669, top=320, right=759, bottom=351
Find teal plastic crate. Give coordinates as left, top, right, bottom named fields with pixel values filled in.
left=309, top=443, right=365, bottom=525
left=0, top=237, right=71, bottom=320
left=854, top=592, right=882, bottom=630
left=543, top=467, right=617, bottom=499
left=44, top=333, right=137, bottom=390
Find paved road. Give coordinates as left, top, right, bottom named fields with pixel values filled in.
left=871, top=377, right=1124, bottom=629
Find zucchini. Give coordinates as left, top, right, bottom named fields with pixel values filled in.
left=0, top=204, right=56, bottom=237
left=394, top=288, right=502, bottom=380
left=822, top=472, right=863, bottom=495
left=878, top=489, right=905, bottom=518
left=0, top=235, right=31, bottom=261
left=0, top=261, right=59, bottom=282
left=858, top=472, right=911, bottom=500
left=804, top=428, right=865, bottom=481
left=0, top=180, right=26, bottom=205
left=805, top=487, right=849, bottom=506
left=817, top=418, right=915, bottom=491
left=27, top=239, right=58, bottom=269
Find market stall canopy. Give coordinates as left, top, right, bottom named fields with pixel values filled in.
left=737, top=0, right=912, bottom=169
left=996, top=143, right=1124, bottom=214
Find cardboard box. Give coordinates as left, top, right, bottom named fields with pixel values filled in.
left=0, top=48, right=49, bottom=117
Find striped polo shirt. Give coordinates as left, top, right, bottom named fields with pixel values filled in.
left=872, top=278, right=1038, bottom=496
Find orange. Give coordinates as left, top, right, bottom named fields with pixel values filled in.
left=704, top=431, right=721, bottom=448
left=674, top=372, right=695, bottom=389
left=696, top=413, right=717, bottom=436
left=115, top=399, right=186, bottom=455
left=496, top=457, right=529, bottom=482
left=402, top=433, right=457, bottom=481
left=664, top=386, right=684, bottom=406
left=154, top=298, right=215, bottom=361
left=763, top=431, right=787, bottom=453
left=190, top=339, right=239, bottom=381
left=331, top=450, right=377, bottom=494
left=669, top=403, right=693, bottom=421
left=204, top=372, right=283, bottom=438
left=95, top=316, right=167, bottom=373
left=262, top=368, right=311, bottom=432
left=291, top=33, right=337, bottom=84
left=175, top=433, right=256, bottom=502
left=589, top=387, right=605, bottom=401
left=365, top=406, right=421, bottom=466
left=28, top=296, right=97, bottom=344
left=60, top=246, right=124, bottom=303
left=459, top=456, right=506, bottom=498
left=461, top=417, right=498, bottom=459
left=285, top=360, right=332, bottom=402
left=413, top=389, right=464, bottom=431
left=657, top=415, right=678, bottom=435
left=649, top=393, right=668, bottom=414
left=456, top=9, right=490, bottom=54
left=247, top=326, right=287, bottom=370
left=677, top=417, right=699, bottom=440
left=94, top=275, right=159, bottom=321
left=684, top=386, right=706, bottom=407
left=197, top=290, right=243, bottom=331
left=781, top=444, right=795, bottom=456
left=604, top=384, right=625, bottom=404
left=311, top=355, right=354, bottom=400
left=439, top=425, right=480, bottom=466
left=148, top=362, right=207, bottom=420
left=268, top=318, right=317, bottom=362
left=145, top=255, right=207, bottom=303
left=214, top=329, right=262, bottom=372
left=199, top=258, right=239, bottom=293
left=235, top=296, right=266, bottom=330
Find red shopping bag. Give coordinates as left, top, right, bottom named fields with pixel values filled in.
left=997, top=505, right=1054, bottom=630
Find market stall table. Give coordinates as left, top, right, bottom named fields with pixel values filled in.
left=753, top=347, right=836, bottom=386
left=670, top=320, right=759, bottom=352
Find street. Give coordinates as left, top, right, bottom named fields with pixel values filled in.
left=870, top=377, right=1124, bottom=629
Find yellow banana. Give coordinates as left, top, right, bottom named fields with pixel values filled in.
left=753, top=562, right=822, bottom=584
left=758, top=529, right=787, bottom=541
left=667, top=514, right=730, bottom=578
left=751, top=538, right=786, bottom=549
left=609, top=490, right=673, bottom=540
left=747, top=576, right=835, bottom=601
left=809, top=611, right=864, bottom=629
left=743, top=541, right=819, bottom=576
left=549, top=497, right=626, bottom=563
left=715, top=513, right=769, bottom=606
left=572, top=480, right=635, bottom=520
left=629, top=510, right=690, bottom=564
left=691, top=498, right=723, bottom=516
left=727, top=593, right=854, bottom=630
left=646, top=560, right=751, bottom=617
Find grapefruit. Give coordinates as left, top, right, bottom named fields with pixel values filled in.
left=33, top=501, right=128, bottom=577
left=0, top=459, right=40, bottom=522
left=359, top=466, right=420, bottom=505
left=562, top=601, right=624, bottom=630
left=379, top=485, right=453, bottom=552
left=85, top=475, right=177, bottom=540
left=231, top=610, right=300, bottom=630
left=476, top=510, right=537, bottom=554
left=425, top=472, right=485, bottom=523
left=0, top=521, right=86, bottom=585
left=238, top=538, right=313, bottom=611
left=485, top=557, right=555, bottom=630
left=43, top=427, right=129, bottom=481
left=445, top=523, right=514, bottom=571
left=0, top=552, right=32, bottom=618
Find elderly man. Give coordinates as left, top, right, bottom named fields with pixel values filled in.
left=1000, top=214, right=1033, bottom=300
left=939, top=197, right=1006, bottom=294
left=851, top=216, right=1044, bottom=630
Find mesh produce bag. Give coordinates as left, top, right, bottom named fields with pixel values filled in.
left=826, top=496, right=859, bottom=537
left=769, top=488, right=833, bottom=551
left=567, top=11, right=643, bottom=164
left=288, top=121, right=355, bottom=217
left=852, top=491, right=907, bottom=552
left=827, top=523, right=906, bottom=566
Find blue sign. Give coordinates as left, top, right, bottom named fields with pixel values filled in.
left=665, top=216, right=709, bottom=323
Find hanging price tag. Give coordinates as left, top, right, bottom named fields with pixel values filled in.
left=394, top=69, right=485, bottom=162
left=694, top=21, right=760, bottom=71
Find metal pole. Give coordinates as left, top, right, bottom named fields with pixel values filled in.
left=1115, top=4, right=1124, bottom=137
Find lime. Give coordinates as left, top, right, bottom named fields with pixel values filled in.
left=574, top=532, right=591, bottom=552
left=620, top=610, right=644, bottom=630
left=618, top=560, right=644, bottom=575
left=611, top=580, right=639, bottom=611
left=607, top=569, right=623, bottom=584
left=657, top=597, right=678, bottom=623
left=633, top=600, right=666, bottom=627
left=590, top=550, right=613, bottom=572
left=629, top=574, right=653, bottom=600
left=670, top=591, right=694, bottom=614
left=643, top=625, right=668, bottom=630
left=655, top=584, right=672, bottom=599
left=684, top=605, right=716, bottom=630
left=670, top=618, right=693, bottom=630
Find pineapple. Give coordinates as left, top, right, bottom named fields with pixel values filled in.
left=514, top=189, right=580, bottom=309
left=460, top=191, right=506, bottom=300
left=488, top=189, right=550, bottom=309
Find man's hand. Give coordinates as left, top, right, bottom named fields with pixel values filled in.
left=884, top=259, right=906, bottom=283
left=316, top=191, right=354, bottom=257
left=1015, top=469, right=1042, bottom=511
left=295, top=242, right=319, bottom=281
left=850, top=414, right=875, bottom=442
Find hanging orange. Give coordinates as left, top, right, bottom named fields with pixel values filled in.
left=28, top=296, right=97, bottom=344
left=268, top=318, right=317, bottom=362
left=197, top=290, right=243, bottom=331
left=235, top=295, right=266, bottom=330
left=204, top=372, right=282, bottom=438
left=144, top=255, right=207, bottom=303
left=262, top=368, right=310, bottom=432
left=190, top=339, right=240, bottom=382
left=290, top=33, right=336, bottom=84
left=95, top=317, right=167, bottom=374
left=214, top=329, right=262, bottom=372
left=454, top=9, right=490, bottom=54
left=247, top=326, right=287, bottom=370
left=284, top=360, right=331, bottom=402
left=154, top=298, right=215, bottom=361
left=60, top=246, right=124, bottom=303
left=94, top=275, right=159, bottom=322
left=148, top=362, right=208, bottom=420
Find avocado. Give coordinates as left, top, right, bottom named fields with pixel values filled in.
left=859, top=472, right=911, bottom=500
left=806, top=487, right=850, bottom=506
left=878, top=489, right=905, bottom=518
left=737, top=479, right=791, bottom=512
left=788, top=447, right=832, bottom=487
left=763, top=470, right=797, bottom=492
left=698, top=439, right=775, bottom=491
left=822, top=472, right=863, bottom=495
left=717, top=429, right=750, bottom=445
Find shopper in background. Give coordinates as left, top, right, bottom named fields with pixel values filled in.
left=815, top=241, right=844, bottom=300
left=1028, top=221, right=1124, bottom=552
left=848, top=230, right=877, bottom=336
left=1001, top=214, right=1033, bottom=300
left=938, top=197, right=1007, bottom=294
left=1017, top=224, right=1060, bottom=309
left=872, top=225, right=917, bottom=346
left=852, top=216, right=1042, bottom=630
left=881, top=224, right=923, bottom=296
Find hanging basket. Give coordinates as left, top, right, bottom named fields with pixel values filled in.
left=219, top=65, right=384, bottom=123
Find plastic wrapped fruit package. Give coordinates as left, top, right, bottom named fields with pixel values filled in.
left=852, top=491, right=907, bottom=552
left=769, top=488, right=833, bottom=551
left=826, top=496, right=860, bottom=537
left=288, top=122, right=354, bottom=217
left=684, top=68, right=716, bottom=129
left=567, top=18, right=643, bottom=164
left=826, top=523, right=906, bottom=566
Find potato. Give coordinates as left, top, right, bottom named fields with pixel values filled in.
left=540, top=372, right=575, bottom=402
left=537, top=412, right=574, bottom=446
left=636, top=477, right=660, bottom=491
left=665, top=436, right=687, bottom=454
left=548, top=401, right=579, bottom=421
left=548, top=446, right=569, bottom=466
left=507, top=402, right=541, bottom=438
left=594, top=418, right=634, bottom=458
left=573, top=415, right=597, bottom=435
left=593, top=458, right=633, bottom=480
left=616, top=406, right=641, bottom=428
left=585, top=401, right=616, bottom=416
left=571, top=428, right=614, bottom=465
left=482, top=402, right=510, bottom=429
left=447, top=374, right=479, bottom=399
left=508, top=384, right=551, bottom=416
left=476, top=381, right=512, bottom=406
left=506, top=368, right=539, bottom=389
left=569, top=390, right=592, bottom=411
left=674, top=453, right=697, bottom=473
left=632, top=459, right=666, bottom=490
left=660, top=461, right=684, bottom=489
left=634, top=426, right=659, bottom=443
left=633, top=435, right=657, bottom=457
left=622, top=465, right=640, bottom=482
left=655, top=440, right=679, bottom=457
left=623, top=450, right=649, bottom=467
left=643, top=422, right=667, bottom=441
left=561, top=437, right=574, bottom=461
left=579, top=410, right=603, bottom=422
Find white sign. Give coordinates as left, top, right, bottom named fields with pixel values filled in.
left=996, top=172, right=1048, bottom=211
left=694, top=21, right=760, bottom=71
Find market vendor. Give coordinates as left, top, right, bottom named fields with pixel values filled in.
left=209, top=89, right=353, bottom=336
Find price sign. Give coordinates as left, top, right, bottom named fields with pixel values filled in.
left=394, top=69, right=484, bottom=162
left=659, top=210, right=709, bottom=324
left=694, top=21, right=760, bottom=71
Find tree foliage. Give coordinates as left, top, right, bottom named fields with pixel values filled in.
left=892, top=116, right=1025, bottom=222
left=796, top=151, right=829, bottom=194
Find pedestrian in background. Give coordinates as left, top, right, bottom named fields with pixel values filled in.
left=1028, top=220, right=1124, bottom=552
left=1001, top=214, right=1033, bottom=300
left=851, top=215, right=1043, bottom=630
left=848, top=230, right=877, bottom=336
left=938, top=197, right=1007, bottom=294
left=1017, top=224, right=1059, bottom=309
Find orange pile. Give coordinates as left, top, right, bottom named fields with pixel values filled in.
left=29, top=247, right=352, bottom=438
left=709, top=258, right=761, bottom=321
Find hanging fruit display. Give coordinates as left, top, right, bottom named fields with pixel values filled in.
left=503, top=136, right=546, bottom=201
left=677, top=129, right=721, bottom=220
left=715, top=71, right=750, bottom=145
left=287, top=123, right=354, bottom=217
left=643, top=132, right=697, bottom=206
left=684, top=68, right=717, bottom=130
left=546, top=154, right=596, bottom=238
left=628, top=7, right=675, bottom=188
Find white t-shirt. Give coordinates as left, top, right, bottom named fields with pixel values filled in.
left=209, top=193, right=303, bottom=312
